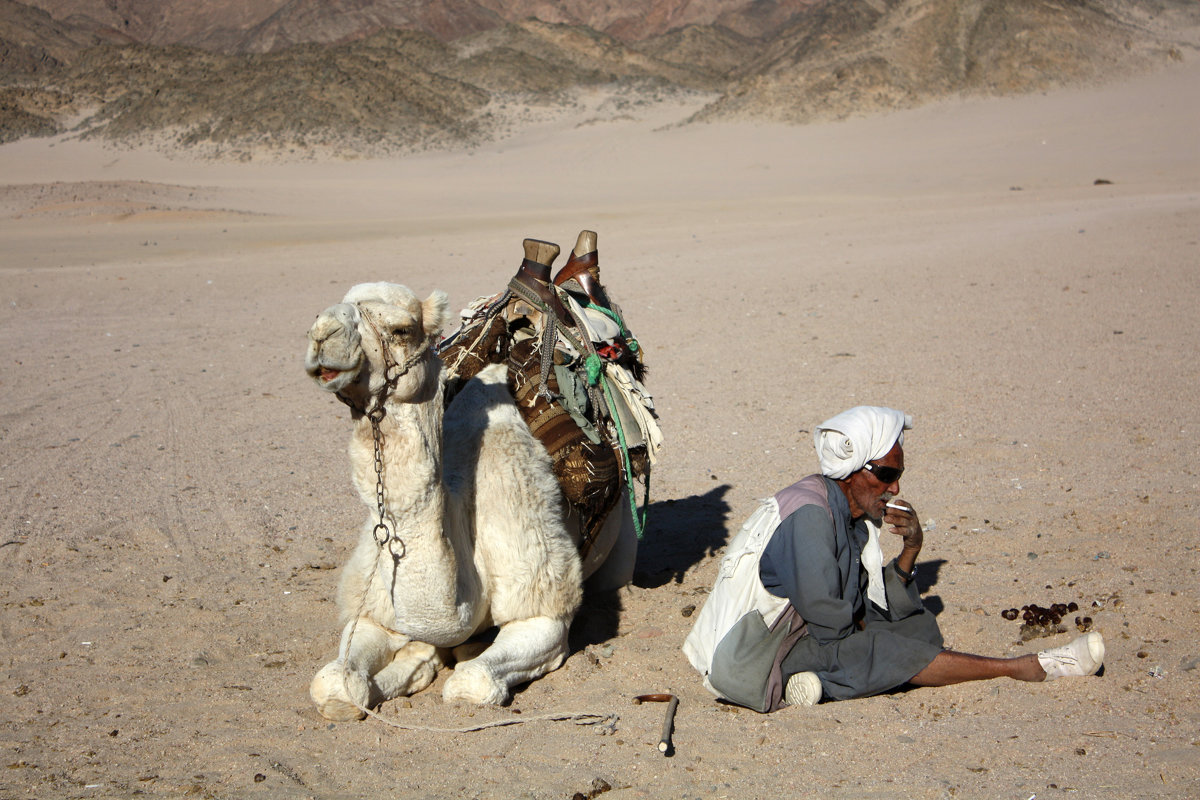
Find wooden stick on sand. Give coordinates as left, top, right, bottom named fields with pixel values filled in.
left=633, top=693, right=679, bottom=755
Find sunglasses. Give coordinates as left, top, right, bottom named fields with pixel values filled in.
left=863, top=462, right=903, bottom=484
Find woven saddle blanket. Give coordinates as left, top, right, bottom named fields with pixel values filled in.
left=437, top=232, right=662, bottom=555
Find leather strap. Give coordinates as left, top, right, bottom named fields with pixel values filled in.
left=511, top=258, right=567, bottom=319
left=554, top=251, right=609, bottom=308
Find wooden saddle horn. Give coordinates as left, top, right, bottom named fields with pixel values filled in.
left=553, top=230, right=610, bottom=309
left=510, top=238, right=567, bottom=319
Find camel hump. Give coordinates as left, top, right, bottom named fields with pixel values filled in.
left=522, top=238, right=560, bottom=267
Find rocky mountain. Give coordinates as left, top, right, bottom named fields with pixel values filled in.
left=14, top=0, right=285, bottom=47
left=632, top=22, right=759, bottom=83
left=17, top=0, right=824, bottom=49
left=0, top=0, right=125, bottom=72
left=66, top=32, right=490, bottom=152
left=469, top=0, right=823, bottom=43
left=698, top=0, right=1200, bottom=123
left=1, top=0, right=1198, bottom=154
left=227, top=0, right=504, bottom=54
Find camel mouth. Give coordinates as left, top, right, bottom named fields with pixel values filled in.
left=305, top=337, right=364, bottom=389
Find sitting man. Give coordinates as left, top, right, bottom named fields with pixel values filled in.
left=683, top=405, right=1104, bottom=712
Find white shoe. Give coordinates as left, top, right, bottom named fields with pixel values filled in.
left=784, top=671, right=822, bottom=706
left=1038, top=631, right=1105, bottom=680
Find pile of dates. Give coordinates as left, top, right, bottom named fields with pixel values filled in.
left=999, top=601, right=1094, bottom=641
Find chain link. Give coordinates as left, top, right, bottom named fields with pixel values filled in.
left=368, top=408, right=391, bottom=549
left=354, top=303, right=433, bottom=562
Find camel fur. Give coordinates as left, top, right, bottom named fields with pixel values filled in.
left=305, top=282, right=635, bottom=720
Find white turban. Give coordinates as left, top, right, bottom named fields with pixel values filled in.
left=814, top=406, right=912, bottom=480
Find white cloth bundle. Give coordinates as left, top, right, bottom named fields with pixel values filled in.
left=605, top=363, right=663, bottom=464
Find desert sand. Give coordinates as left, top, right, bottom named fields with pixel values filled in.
left=1, top=61, right=1198, bottom=799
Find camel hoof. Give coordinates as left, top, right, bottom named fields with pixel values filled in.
left=311, top=662, right=369, bottom=722
left=443, top=660, right=508, bottom=705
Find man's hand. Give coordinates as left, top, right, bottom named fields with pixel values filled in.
left=884, top=501, right=923, bottom=550
left=884, top=500, right=923, bottom=580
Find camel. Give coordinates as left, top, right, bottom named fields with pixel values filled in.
left=304, top=274, right=639, bottom=721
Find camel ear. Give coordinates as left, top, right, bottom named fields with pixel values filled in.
left=422, top=290, right=450, bottom=336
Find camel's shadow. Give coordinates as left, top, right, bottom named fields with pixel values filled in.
left=570, top=485, right=734, bottom=650
left=632, top=484, right=734, bottom=588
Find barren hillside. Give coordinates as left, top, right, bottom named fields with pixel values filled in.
left=15, top=0, right=285, bottom=46
left=18, top=0, right=824, bottom=47
left=696, top=0, right=1200, bottom=123
left=2, top=0, right=1198, bottom=155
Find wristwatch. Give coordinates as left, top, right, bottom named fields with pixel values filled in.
left=893, top=559, right=916, bottom=582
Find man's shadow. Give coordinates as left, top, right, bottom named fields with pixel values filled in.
left=570, top=484, right=734, bottom=650
left=914, top=558, right=946, bottom=615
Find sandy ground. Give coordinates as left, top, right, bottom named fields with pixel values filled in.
left=1, top=61, right=1199, bottom=800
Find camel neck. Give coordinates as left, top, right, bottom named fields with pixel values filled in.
left=350, top=378, right=484, bottom=640
left=351, top=382, right=446, bottom=528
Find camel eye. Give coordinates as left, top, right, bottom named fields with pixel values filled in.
left=391, top=326, right=410, bottom=338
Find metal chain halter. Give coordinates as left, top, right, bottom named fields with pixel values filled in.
left=351, top=303, right=436, bottom=559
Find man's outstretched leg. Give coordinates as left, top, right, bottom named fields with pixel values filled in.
left=910, top=632, right=1105, bottom=687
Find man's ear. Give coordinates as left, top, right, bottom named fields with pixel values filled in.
left=422, top=290, right=450, bottom=336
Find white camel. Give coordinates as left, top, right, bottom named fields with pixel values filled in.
left=305, top=281, right=636, bottom=721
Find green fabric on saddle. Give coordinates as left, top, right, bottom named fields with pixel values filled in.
left=553, top=363, right=601, bottom=445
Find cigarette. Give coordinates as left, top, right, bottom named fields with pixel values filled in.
left=885, top=501, right=910, bottom=511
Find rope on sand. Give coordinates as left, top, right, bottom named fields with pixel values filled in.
left=350, top=695, right=619, bottom=734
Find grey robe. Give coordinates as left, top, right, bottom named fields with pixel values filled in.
left=761, top=475, right=943, bottom=701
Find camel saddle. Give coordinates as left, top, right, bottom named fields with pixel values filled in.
left=438, top=231, right=661, bottom=555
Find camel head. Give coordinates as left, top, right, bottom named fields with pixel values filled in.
left=306, top=282, right=450, bottom=410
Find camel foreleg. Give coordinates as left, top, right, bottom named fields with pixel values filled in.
left=442, top=616, right=571, bottom=705
left=310, top=617, right=442, bottom=721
